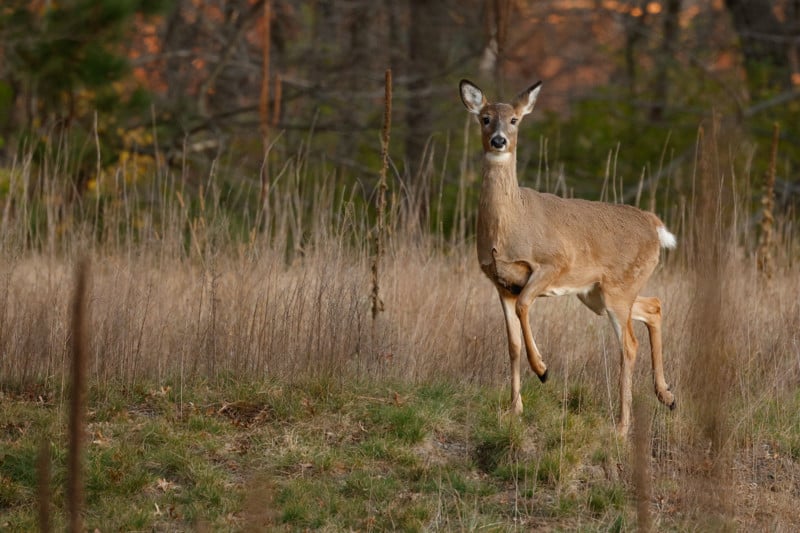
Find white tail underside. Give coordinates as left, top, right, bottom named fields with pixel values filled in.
left=657, top=226, right=677, bottom=249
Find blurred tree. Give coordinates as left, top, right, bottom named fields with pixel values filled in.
left=0, top=0, right=170, bottom=173
left=404, top=0, right=448, bottom=217
left=650, top=0, right=682, bottom=122
left=724, top=0, right=800, bottom=213
left=725, top=0, right=795, bottom=92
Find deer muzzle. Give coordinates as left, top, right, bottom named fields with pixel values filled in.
left=490, top=135, right=507, bottom=150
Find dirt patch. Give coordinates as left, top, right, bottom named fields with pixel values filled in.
left=216, top=400, right=275, bottom=428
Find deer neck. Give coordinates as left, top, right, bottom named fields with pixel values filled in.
left=480, top=151, right=520, bottom=210
left=477, top=151, right=522, bottom=263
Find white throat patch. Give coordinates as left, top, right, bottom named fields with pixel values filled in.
left=485, top=152, right=512, bottom=163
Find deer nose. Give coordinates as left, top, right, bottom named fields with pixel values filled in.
left=490, top=136, right=507, bottom=149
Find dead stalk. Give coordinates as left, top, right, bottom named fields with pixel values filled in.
left=687, top=120, right=734, bottom=522
left=371, top=69, right=392, bottom=320
left=757, top=122, right=779, bottom=279
left=272, top=73, right=282, bottom=128
left=37, top=437, right=51, bottom=533
left=67, top=257, right=89, bottom=533
left=632, top=399, right=652, bottom=533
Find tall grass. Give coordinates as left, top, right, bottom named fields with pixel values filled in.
left=1, top=119, right=799, bottom=527
left=2, top=126, right=796, bottom=382
left=0, top=119, right=500, bottom=387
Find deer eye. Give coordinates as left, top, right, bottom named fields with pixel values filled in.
left=481, top=116, right=490, bottom=125
left=510, top=117, right=518, bottom=125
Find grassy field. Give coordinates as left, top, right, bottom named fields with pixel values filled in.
left=3, top=370, right=800, bottom=531
left=2, top=247, right=800, bottom=530
left=1, top=129, right=800, bottom=530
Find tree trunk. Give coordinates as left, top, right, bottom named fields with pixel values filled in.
left=650, top=0, right=682, bottom=122
left=725, top=0, right=792, bottom=91
left=622, top=1, right=648, bottom=99
left=405, top=0, right=446, bottom=222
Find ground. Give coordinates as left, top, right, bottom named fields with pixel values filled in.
left=2, top=377, right=799, bottom=531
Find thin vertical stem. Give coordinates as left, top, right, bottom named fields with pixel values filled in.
left=372, top=69, right=392, bottom=321
left=272, top=73, right=282, bottom=128
left=67, top=258, right=89, bottom=533
left=37, top=438, right=51, bottom=533
left=632, top=399, right=652, bottom=533
left=757, top=122, right=779, bottom=278
left=259, top=0, right=272, bottom=145
left=258, top=0, right=273, bottom=229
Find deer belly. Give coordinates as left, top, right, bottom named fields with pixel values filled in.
left=481, top=259, right=532, bottom=295
left=541, top=283, right=596, bottom=297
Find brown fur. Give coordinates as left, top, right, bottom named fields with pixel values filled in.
left=460, top=79, right=675, bottom=434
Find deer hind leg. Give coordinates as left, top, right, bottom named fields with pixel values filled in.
left=607, top=300, right=639, bottom=436
left=632, top=296, right=676, bottom=410
left=499, top=291, right=525, bottom=414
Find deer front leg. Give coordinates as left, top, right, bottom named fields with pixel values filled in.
left=499, top=291, right=524, bottom=414
left=515, top=265, right=558, bottom=383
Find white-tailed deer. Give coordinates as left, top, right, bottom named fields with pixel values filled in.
left=460, top=79, right=676, bottom=435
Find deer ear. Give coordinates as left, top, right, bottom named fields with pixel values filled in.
left=514, top=81, right=542, bottom=117
left=460, top=79, right=487, bottom=115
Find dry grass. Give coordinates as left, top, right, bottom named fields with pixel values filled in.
left=1, top=129, right=799, bottom=529
left=0, top=235, right=505, bottom=386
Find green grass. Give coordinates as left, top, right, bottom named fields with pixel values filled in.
left=2, top=376, right=799, bottom=530
left=0, top=378, right=628, bottom=530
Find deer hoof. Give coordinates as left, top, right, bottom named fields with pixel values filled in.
left=538, top=369, right=548, bottom=383
left=657, top=386, right=675, bottom=409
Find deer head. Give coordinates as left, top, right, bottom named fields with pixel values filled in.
left=459, top=79, right=542, bottom=159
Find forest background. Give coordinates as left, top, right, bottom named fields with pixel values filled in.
left=1, top=0, right=798, bottom=235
